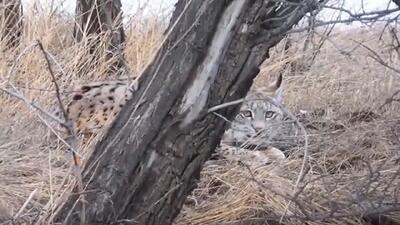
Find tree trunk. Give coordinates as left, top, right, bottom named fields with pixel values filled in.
left=0, top=0, right=22, bottom=49
left=46, top=0, right=319, bottom=224
left=74, top=0, right=125, bottom=75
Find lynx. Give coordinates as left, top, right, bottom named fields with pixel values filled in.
left=59, top=75, right=287, bottom=167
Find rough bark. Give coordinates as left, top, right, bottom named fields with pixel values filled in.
left=74, top=0, right=125, bottom=74
left=48, top=0, right=320, bottom=224
left=0, top=0, right=22, bottom=49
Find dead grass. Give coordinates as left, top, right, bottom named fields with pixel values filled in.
left=0, top=7, right=165, bottom=222
left=0, top=4, right=400, bottom=225
left=176, top=28, right=400, bottom=224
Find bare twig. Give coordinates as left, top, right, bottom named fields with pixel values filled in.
left=35, top=40, right=85, bottom=225
left=354, top=40, right=400, bottom=75
left=0, top=86, right=65, bottom=125
left=288, top=8, right=400, bottom=34
left=36, top=112, right=82, bottom=157
left=0, top=87, right=82, bottom=158
left=207, top=98, right=245, bottom=113
left=306, top=0, right=343, bottom=66
left=36, top=40, right=69, bottom=125
left=13, top=189, right=38, bottom=220
left=379, top=89, right=400, bottom=109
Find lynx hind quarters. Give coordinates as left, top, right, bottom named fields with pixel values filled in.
left=67, top=81, right=132, bottom=135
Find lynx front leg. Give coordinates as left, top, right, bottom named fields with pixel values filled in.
left=218, top=144, right=286, bottom=167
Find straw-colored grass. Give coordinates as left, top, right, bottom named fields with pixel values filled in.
left=1, top=3, right=400, bottom=225
left=176, top=29, right=400, bottom=224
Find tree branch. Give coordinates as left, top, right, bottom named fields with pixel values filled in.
left=288, top=7, right=400, bottom=34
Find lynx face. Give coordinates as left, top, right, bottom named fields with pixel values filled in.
left=223, top=75, right=284, bottom=148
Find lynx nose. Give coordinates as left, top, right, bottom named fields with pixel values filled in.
left=252, top=122, right=264, bottom=132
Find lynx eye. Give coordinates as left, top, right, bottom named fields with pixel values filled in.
left=265, top=111, right=276, bottom=118
left=240, top=110, right=253, bottom=118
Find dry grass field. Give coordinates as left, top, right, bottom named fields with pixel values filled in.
left=1, top=3, right=400, bottom=225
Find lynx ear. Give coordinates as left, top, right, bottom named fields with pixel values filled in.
left=264, top=74, right=282, bottom=92
left=262, top=74, right=284, bottom=103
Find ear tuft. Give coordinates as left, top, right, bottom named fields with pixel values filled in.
left=274, top=75, right=284, bottom=104
left=275, top=74, right=283, bottom=89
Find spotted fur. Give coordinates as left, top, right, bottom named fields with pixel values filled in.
left=66, top=80, right=134, bottom=135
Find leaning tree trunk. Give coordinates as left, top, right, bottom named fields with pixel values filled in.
left=46, top=0, right=320, bottom=224
left=0, top=0, right=22, bottom=49
left=74, top=0, right=125, bottom=75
